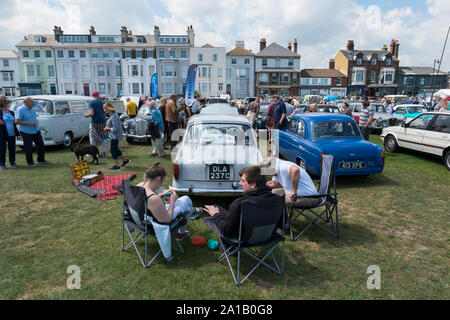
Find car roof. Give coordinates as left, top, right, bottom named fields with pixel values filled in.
left=200, top=103, right=238, bottom=115
left=13, top=95, right=94, bottom=101
left=188, top=113, right=251, bottom=125
left=292, top=113, right=357, bottom=123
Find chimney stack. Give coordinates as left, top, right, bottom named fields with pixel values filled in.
left=346, top=40, right=354, bottom=51
left=121, top=26, right=129, bottom=42
left=235, top=40, right=245, bottom=48
left=288, top=42, right=292, bottom=51
left=53, top=26, right=63, bottom=37
left=89, top=26, right=96, bottom=36
left=329, top=59, right=335, bottom=69
left=389, top=39, right=395, bottom=55
left=394, top=40, right=399, bottom=58
left=260, top=38, right=266, bottom=51
left=381, top=44, right=387, bottom=51
left=187, top=25, right=195, bottom=47
left=294, top=38, right=298, bottom=53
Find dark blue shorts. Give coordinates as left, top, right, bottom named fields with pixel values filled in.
left=110, top=139, right=122, bottom=159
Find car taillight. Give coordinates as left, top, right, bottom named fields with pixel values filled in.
left=173, top=163, right=180, bottom=180
left=381, top=150, right=386, bottom=164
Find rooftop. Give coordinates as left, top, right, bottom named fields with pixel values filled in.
left=257, top=43, right=300, bottom=58
left=301, top=69, right=346, bottom=78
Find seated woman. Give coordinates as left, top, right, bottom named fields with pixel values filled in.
left=137, top=163, right=192, bottom=239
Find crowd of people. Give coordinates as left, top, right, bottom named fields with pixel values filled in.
left=1, top=91, right=449, bottom=171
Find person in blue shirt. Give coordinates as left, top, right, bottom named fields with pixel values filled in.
left=148, top=101, right=166, bottom=157
left=0, top=96, right=19, bottom=169
left=15, top=97, right=47, bottom=166
left=272, top=96, right=288, bottom=130
left=84, top=91, right=107, bottom=158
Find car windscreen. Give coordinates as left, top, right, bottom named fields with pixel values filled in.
left=138, top=106, right=151, bottom=116
left=317, top=107, right=340, bottom=113
left=313, top=121, right=361, bottom=139
left=259, top=104, right=269, bottom=114
left=406, top=106, right=422, bottom=113
left=9, top=99, right=53, bottom=114
left=186, top=123, right=255, bottom=145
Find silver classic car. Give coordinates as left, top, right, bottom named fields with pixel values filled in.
left=170, top=107, right=263, bottom=196
left=122, top=104, right=153, bottom=144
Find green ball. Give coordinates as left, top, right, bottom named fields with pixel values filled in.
left=207, top=239, right=219, bottom=250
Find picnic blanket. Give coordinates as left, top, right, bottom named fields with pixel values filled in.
left=74, top=174, right=136, bottom=200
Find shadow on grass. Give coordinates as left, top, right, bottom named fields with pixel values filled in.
left=386, top=148, right=444, bottom=166
left=336, top=174, right=399, bottom=189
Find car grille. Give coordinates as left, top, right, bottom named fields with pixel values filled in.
left=135, top=119, right=147, bottom=136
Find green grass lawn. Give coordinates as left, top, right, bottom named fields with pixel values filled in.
left=0, top=135, right=448, bottom=299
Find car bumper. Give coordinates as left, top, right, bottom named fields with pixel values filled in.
left=16, top=137, right=58, bottom=146
left=169, top=185, right=243, bottom=197
left=123, top=133, right=152, bottom=139
left=335, top=167, right=384, bottom=176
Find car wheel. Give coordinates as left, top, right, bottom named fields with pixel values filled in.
left=444, top=150, right=450, bottom=171
left=63, top=132, right=73, bottom=148
left=384, top=135, right=398, bottom=153
left=126, top=137, right=133, bottom=144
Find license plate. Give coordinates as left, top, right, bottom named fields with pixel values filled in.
left=209, top=164, right=231, bottom=180
left=339, top=160, right=365, bottom=169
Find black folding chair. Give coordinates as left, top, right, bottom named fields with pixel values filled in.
left=121, top=179, right=187, bottom=268
left=204, top=195, right=286, bottom=286
left=288, top=154, right=339, bottom=240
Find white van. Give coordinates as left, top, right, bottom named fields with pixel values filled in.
left=9, top=95, right=94, bottom=147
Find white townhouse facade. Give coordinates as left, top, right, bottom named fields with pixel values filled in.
left=15, top=25, right=192, bottom=98
left=190, top=44, right=226, bottom=97
left=0, top=50, right=20, bottom=97
left=154, top=25, right=194, bottom=97
left=226, top=41, right=255, bottom=99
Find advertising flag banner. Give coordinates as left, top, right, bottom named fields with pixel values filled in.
left=150, top=73, right=158, bottom=98
left=185, top=64, right=198, bottom=106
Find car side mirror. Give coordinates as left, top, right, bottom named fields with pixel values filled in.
left=401, top=122, right=408, bottom=128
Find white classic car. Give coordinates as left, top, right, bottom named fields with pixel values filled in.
left=381, top=112, right=450, bottom=170
left=170, top=105, right=264, bottom=196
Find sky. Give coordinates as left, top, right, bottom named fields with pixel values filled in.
left=0, top=0, right=449, bottom=71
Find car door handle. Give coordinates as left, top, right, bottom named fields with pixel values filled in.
left=417, top=132, right=423, bottom=135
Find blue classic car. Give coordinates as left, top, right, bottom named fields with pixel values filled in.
left=274, top=113, right=385, bottom=176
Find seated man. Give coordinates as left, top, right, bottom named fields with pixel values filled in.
left=203, top=166, right=281, bottom=239
left=260, top=157, right=319, bottom=207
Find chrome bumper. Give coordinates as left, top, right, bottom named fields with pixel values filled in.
left=169, top=186, right=243, bottom=197
left=123, top=133, right=152, bottom=139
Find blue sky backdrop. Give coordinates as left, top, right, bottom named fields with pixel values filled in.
left=0, top=0, right=448, bottom=72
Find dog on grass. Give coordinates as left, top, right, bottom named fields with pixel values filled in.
left=71, top=144, right=100, bottom=164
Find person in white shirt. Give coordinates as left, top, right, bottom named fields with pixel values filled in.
left=260, top=157, right=319, bottom=207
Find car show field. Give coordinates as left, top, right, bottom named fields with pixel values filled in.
left=0, top=134, right=448, bottom=299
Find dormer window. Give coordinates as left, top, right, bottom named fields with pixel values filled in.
left=371, top=58, right=377, bottom=65
left=386, top=58, right=391, bottom=65
left=136, top=36, right=145, bottom=43
left=356, top=58, right=362, bottom=65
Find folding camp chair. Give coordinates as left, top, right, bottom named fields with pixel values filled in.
left=287, top=154, right=339, bottom=240
left=204, top=195, right=286, bottom=286
left=121, top=179, right=187, bottom=268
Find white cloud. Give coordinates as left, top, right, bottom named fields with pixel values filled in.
left=0, top=0, right=448, bottom=71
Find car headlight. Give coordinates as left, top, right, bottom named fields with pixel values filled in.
left=40, top=128, right=47, bottom=135
left=129, top=129, right=135, bottom=135
left=123, top=123, right=129, bottom=129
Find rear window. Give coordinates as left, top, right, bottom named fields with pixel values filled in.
left=313, top=121, right=361, bottom=139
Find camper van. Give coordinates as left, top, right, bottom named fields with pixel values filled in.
left=9, top=95, right=94, bottom=148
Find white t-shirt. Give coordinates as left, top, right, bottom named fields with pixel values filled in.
left=272, top=159, right=318, bottom=196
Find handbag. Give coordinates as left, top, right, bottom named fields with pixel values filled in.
left=70, top=160, right=90, bottom=180
left=148, top=121, right=161, bottom=139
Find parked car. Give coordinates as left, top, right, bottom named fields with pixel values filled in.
left=170, top=110, right=263, bottom=196
left=274, top=113, right=385, bottom=176
left=255, top=102, right=271, bottom=129
left=9, top=95, right=93, bottom=148
left=393, top=104, right=426, bottom=119
left=122, top=104, right=153, bottom=144
left=381, top=112, right=450, bottom=170
left=304, top=104, right=341, bottom=114
left=348, top=102, right=397, bottom=131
